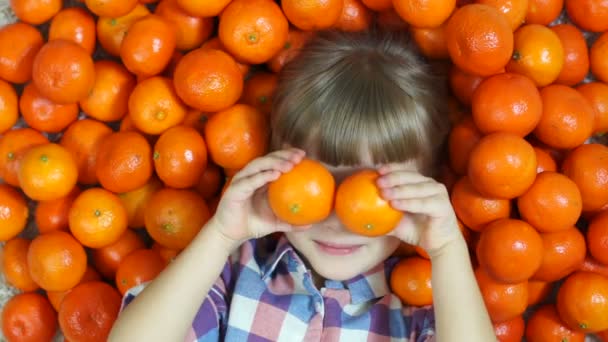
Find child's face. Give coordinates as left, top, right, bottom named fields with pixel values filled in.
left=284, top=156, right=418, bottom=282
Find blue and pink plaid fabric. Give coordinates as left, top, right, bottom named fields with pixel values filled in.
left=120, top=236, right=436, bottom=341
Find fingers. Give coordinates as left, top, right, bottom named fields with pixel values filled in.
left=376, top=170, right=430, bottom=188
left=225, top=170, right=281, bottom=201
left=380, top=181, right=446, bottom=200
left=377, top=161, right=419, bottom=175
left=233, top=148, right=305, bottom=181
left=389, top=194, right=450, bottom=217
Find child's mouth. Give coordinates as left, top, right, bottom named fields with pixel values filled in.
left=313, top=240, right=363, bottom=255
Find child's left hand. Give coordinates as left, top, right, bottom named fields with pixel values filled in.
left=376, top=163, right=464, bottom=258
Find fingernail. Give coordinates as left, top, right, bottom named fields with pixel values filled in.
left=376, top=177, right=387, bottom=187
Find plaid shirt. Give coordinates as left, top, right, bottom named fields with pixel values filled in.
left=120, top=236, right=436, bottom=342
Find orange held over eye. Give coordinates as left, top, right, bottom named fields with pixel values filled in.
left=467, top=132, right=537, bottom=199
left=0, top=184, right=29, bottom=241
left=1, top=292, right=58, bottom=342
left=18, top=143, right=78, bottom=201
left=517, top=171, right=582, bottom=233
left=445, top=4, right=513, bottom=76
left=268, top=158, right=335, bottom=226
left=393, top=0, right=456, bottom=29
left=144, top=188, right=211, bottom=249
left=219, top=0, right=289, bottom=64
left=471, top=72, right=542, bottom=137
left=335, top=170, right=403, bottom=237
left=476, top=218, right=543, bottom=283
left=534, top=85, right=594, bottom=150
left=390, top=256, right=433, bottom=306
left=69, top=188, right=129, bottom=249
left=27, top=231, right=87, bottom=292
left=32, top=39, right=95, bottom=104
left=556, top=271, right=608, bottom=333
left=173, top=48, right=244, bottom=113
left=58, top=281, right=122, bottom=342
left=281, top=0, right=344, bottom=31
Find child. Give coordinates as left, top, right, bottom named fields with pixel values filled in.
left=109, top=29, right=495, bottom=342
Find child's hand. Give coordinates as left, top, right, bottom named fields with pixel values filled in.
left=209, top=148, right=306, bottom=245
left=376, top=163, right=464, bottom=258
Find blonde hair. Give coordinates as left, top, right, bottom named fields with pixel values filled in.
left=270, top=29, right=449, bottom=175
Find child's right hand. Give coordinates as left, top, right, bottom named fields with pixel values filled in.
left=209, top=148, right=306, bottom=246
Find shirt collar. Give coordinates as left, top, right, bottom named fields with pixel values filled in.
left=260, top=235, right=398, bottom=305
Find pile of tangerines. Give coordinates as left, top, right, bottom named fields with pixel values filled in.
left=0, top=0, right=608, bottom=341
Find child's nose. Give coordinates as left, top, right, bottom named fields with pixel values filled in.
left=321, top=213, right=347, bottom=232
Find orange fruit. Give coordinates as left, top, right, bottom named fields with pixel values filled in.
left=389, top=257, right=433, bottom=306
left=200, top=37, right=251, bottom=76
left=1, top=293, right=57, bottom=342
left=1, top=238, right=38, bottom=291
left=565, top=0, right=608, bottom=33
left=18, top=143, right=78, bottom=201
left=577, top=82, right=608, bottom=135
left=476, top=0, right=528, bottom=30
left=361, top=0, right=392, bottom=11
left=58, top=281, right=122, bottom=342
left=80, top=60, right=136, bottom=123
left=411, top=23, right=449, bottom=60
left=119, top=176, right=163, bottom=228
left=525, top=0, right=563, bottom=25
left=49, top=7, right=96, bottom=55
left=448, top=65, right=485, bottom=106
left=532, top=227, right=586, bottom=282
left=204, top=104, right=269, bottom=170
left=0, top=128, right=48, bottom=187
left=562, top=144, right=608, bottom=212
left=47, top=266, right=101, bottom=311
left=175, top=0, right=230, bottom=17
left=115, top=249, right=165, bottom=295
left=84, top=0, right=138, bottom=17
left=27, top=231, right=87, bottom=292
left=448, top=116, right=482, bottom=175
left=335, top=0, right=373, bottom=32
left=32, top=39, right=95, bottom=104
left=153, top=125, right=208, bottom=189
left=195, top=162, right=223, bottom=200
left=267, top=29, right=312, bottom=73
left=0, top=22, right=44, bottom=84
left=494, top=316, right=525, bottom=342
left=155, top=0, right=214, bottom=51
left=0, top=80, right=18, bottom=134
left=92, top=229, right=146, bottom=280
left=59, top=119, right=113, bottom=185
left=468, top=132, right=537, bottom=199
left=281, top=0, right=344, bottom=30
left=96, top=131, right=153, bottom=193
left=556, top=271, right=608, bottom=332
left=587, top=212, right=608, bottom=266
left=393, top=0, right=456, bottom=28
left=335, top=170, right=404, bottom=236
left=144, top=188, right=211, bottom=249
left=96, top=4, right=150, bottom=57
left=0, top=184, right=29, bottom=241
left=120, top=14, right=176, bottom=77
left=219, top=0, right=289, bottom=64
left=450, top=176, right=511, bottom=232
left=35, top=186, right=81, bottom=234
left=445, top=4, right=513, bottom=76
left=151, top=242, right=180, bottom=265
left=69, top=188, right=128, bottom=248
left=533, top=147, right=557, bottom=174
left=506, top=24, right=564, bottom=87
left=525, top=304, right=586, bottom=342
left=10, top=0, right=61, bottom=25
left=268, top=158, right=335, bottom=226
left=517, top=171, right=582, bottom=233
left=475, top=267, right=528, bottom=323
left=476, top=218, right=543, bottom=283
left=550, top=24, right=589, bottom=86
left=181, top=109, right=211, bottom=136
left=128, top=76, right=188, bottom=135
left=241, top=72, right=278, bottom=116
left=471, top=72, right=542, bottom=136
left=590, top=31, right=608, bottom=84
left=19, top=82, right=79, bottom=134
left=173, top=48, right=244, bottom=113
left=534, top=85, right=594, bottom=150
left=527, top=280, right=553, bottom=306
